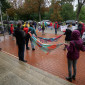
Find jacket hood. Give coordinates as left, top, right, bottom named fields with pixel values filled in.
left=71, top=30, right=80, bottom=40
left=55, top=22, right=57, bottom=23
left=11, top=24, right=13, bottom=27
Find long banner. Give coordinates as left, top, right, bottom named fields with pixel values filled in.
left=31, top=35, right=63, bottom=54
left=38, top=34, right=63, bottom=43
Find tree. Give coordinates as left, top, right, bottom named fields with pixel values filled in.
left=49, top=0, right=62, bottom=21
left=1, top=0, right=11, bottom=13
left=76, top=0, right=85, bottom=21
left=60, top=3, right=75, bottom=21
left=79, top=6, right=85, bottom=21
left=7, top=8, right=16, bottom=20
left=24, top=0, right=45, bottom=21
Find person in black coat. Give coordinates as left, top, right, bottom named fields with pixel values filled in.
left=13, top=22, right=27, bottom=62
left=77, top=21, right=83, bottom=36
left=63, top=25, right=72, bottom=50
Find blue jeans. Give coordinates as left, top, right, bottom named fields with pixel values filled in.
left=55, top=28, right=57, bottom=34
left=29, top=38, right=35, bottom=49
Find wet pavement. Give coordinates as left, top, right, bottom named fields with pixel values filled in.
left=0, top=29, right=85, bottom=85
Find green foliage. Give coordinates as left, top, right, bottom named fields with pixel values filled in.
left=60, top=3, right=75, bottom=21
left=79, top=6, right=85, bottom=21
left=2, top=13, right=7, bottom=20
left=1, top=0, right=11, bottom=13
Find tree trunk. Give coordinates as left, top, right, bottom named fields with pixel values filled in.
left=76, top=0, right=83, bottom=21
left=39, top=6, right=41, bottom=21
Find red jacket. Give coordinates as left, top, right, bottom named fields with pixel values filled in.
left=23, top=27, right=29, bottom=34
left=10, top=24, right=14, bottom=34
left=50, top=22, right=52, bottom=26
left=81, top=23, right=85, bottom=35
left=54, top=22, right=59, bottom=29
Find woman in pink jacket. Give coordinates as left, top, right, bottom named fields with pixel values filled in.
left=65, top=30, right=85, bottom=82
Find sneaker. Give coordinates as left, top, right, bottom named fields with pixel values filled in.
left=66, top=77, right=72, bottom=82
left=32, top=48, right=35, bottom=51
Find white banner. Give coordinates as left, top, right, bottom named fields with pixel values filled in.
left=60, top=25, right=78, bottom=31
left=60, top=25, right=67, bottom=31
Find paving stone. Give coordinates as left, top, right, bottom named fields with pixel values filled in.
left=27, top=69, right=45, bottom=81
left=30, top=66, right=59, bottom=81
left=42, top=77, right=62, bottom=85
left=0, top=52, right=30, bottom=69
left=12, top=68, right=48, bottom=85
left=0, top=72, right=31, bottom=85
left=0, top=65, right=9, bottom=78
left=0, top=51, right=75, bottom=85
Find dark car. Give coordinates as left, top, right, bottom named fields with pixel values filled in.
left=66, top=20, right=76, bottom=26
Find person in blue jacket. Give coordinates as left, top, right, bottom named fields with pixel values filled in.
left=28, top=24, right=37, bottom=50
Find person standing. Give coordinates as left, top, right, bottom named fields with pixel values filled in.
left=13, top=22, right=27, bottom=62
left=42, top=22, right=45, bottom=35
left=23, top=25, right=30, bottom=50
left=81, top=23, right=85, bottom=36
left=10, top=24, right=14, bottom=34
left=54, top=22, right=59, bottom=35
left=44, top=22, right=47, bottom=30
left=50, top=22, right=53, bottom=30
left=65, top=30, right=85, bottom=82
left=10, top=24, right=14, bottom=40
left=63, top=25, right=72, bottom=50
left=34, top=21, right=37, bottom=30
left=28, top=24, right=37, bottom=50
left=77, top=21, right=83, bottom=36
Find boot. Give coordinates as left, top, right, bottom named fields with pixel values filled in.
left=72, top=75, right=75, bottom=80
left=66, top=77, right=72, bottom=82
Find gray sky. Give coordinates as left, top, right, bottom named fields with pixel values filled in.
left=72, top=0, right=78, bottom=11
left=47, top=0, right=78, bottom=11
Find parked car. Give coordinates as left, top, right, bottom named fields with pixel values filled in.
left=26, top=20, right=33, bottom=24
left=9, top=20, right=18, bottom=25
left=66, top=20, right=76, bottom=26
left=38, top=20, right=51, bottom=26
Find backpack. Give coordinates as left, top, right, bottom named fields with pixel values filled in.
left=55, top=23, right=57, bottom=29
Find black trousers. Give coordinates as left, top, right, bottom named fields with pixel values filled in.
left=26, top=39, right=29, bottom=49
left=18, top=44, right=25, bottom=61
